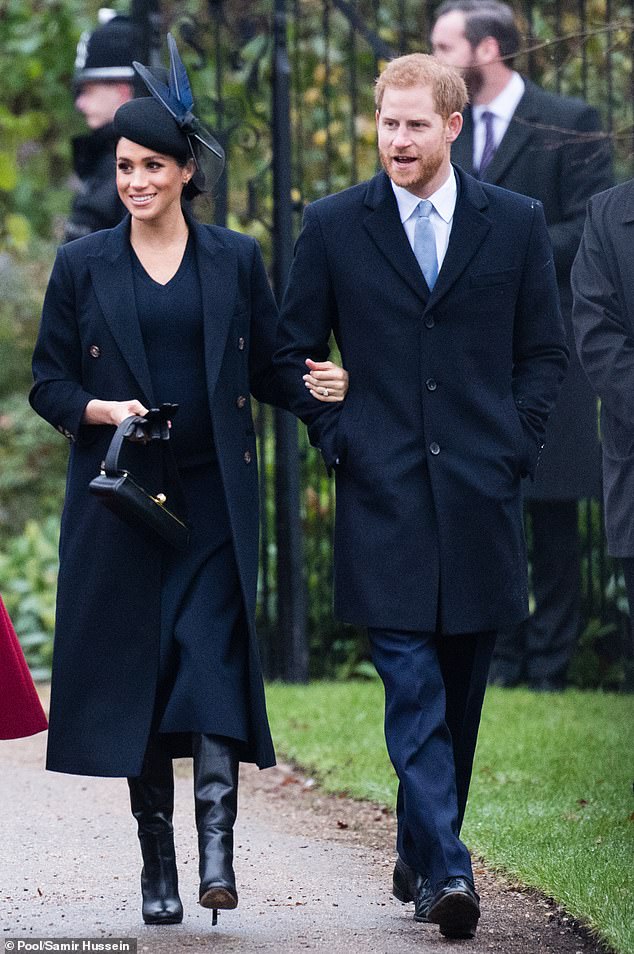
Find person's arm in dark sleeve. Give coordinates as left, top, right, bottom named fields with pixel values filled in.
left=548, top=103, right=613, bottom=275
left=571, top=195, right=634, bottom=425
left=513, top=200, right=569, bottom=476
left=246, top=238, right=288, bottom=410
left=29, top=246, right=97, bottom=444
left=274, top=204, right=342, bottom=471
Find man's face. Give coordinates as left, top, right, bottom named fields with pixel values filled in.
left=431, top=11, right=484, bottom=96
left=75, top=81, right=133, bottom=130
left=376, top=84, right=462, bottom=198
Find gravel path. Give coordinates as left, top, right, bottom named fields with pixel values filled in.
left=0, top=731, right=608, bottom=954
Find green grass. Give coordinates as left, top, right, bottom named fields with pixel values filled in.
left=266, top=682, right=634, bottom=954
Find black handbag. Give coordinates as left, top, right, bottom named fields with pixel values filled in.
left=89, top=407, right=189, bottom=550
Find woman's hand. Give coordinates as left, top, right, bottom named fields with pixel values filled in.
left=83, top=399, right=149, bottom=426
left=303, top=358, right=349, bottom=403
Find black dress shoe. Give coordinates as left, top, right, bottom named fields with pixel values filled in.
left=426, top=876, right=480, bottom=938
left=392, top=856, right=420, bottom=903
left=412, top=878, right=433, bottom=923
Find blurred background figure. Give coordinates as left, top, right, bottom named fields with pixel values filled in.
left=431, top=0, right=613, bottom=690
left=64, top=9, right=137, bottom=242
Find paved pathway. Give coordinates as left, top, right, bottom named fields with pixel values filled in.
left=0, top=731, right=603, bottom=954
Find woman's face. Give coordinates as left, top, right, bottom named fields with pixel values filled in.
left=116, top=138, right=194, bottom=222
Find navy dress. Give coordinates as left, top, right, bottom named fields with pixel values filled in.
left=132, top=234, right=249, bottom=747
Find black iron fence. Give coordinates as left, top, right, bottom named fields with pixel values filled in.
left=152, top=0, right=634, bottom=684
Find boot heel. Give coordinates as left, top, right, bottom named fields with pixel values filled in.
left=199, top=885, right=238, bottom=910
left=193, top=734, right=240, bottom=921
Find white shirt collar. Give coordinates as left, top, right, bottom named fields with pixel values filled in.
left=472, top=71, right=525, bottom=124
left=391, top=166, right=457, bottom=225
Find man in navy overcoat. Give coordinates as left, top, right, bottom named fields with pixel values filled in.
left=275, top=53, right=567, bottom=939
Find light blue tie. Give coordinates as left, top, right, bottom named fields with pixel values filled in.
left=413, top=199, right=438, bottom=290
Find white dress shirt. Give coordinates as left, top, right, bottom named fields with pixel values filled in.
left=472, top=71, right=525, bottom=170
left=391, top=167, right=457, bottom=272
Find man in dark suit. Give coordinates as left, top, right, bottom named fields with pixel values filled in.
left=572, top=182, right=634, bottom=641
left=275, top=53, right=567, bottom=938
left=431, top=0, right=612, bottom=690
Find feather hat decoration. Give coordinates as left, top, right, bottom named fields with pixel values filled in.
left=133, top=33, right=225, bottom=191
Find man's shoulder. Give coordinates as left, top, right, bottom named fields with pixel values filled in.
left=587, top=179, right=634, bottom=217
left=306, top=178, right=375, bottom=220
left=480, top=179, right=540, bottom=211
left=520, top=78, right=598, bottom=124
left=457, top=166, right=541, bottom=215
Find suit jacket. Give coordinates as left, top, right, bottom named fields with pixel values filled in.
left=30, top=214, right=281, bottom=776
left=452, top=79, right=612, bottom=499
left=572, top=180, right=634, bottom=556
left=275, top=167, right=568, bottom=634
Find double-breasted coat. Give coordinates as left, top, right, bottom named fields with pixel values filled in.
left=31, top=215, right=281, bottom=777
left=452, top=80, right=612, bottom=499
left=572, top=180, right=634, bottom=557
left=275, top=167, right=568, bottom=634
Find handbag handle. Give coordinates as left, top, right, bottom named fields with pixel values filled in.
left=103, top=416, right=147, bottom=476
left=103, top=404, right=179, bottom=476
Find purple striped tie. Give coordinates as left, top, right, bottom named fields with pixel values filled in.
left=478, top=110, right=496, bottom=176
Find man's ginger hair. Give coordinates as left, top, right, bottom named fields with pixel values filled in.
left=375, top=53, right=468, bottom=119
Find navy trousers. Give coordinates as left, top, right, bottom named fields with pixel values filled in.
left=368, top=627, right=496, bottom=889
left=491, top=500, right=580, bottom=687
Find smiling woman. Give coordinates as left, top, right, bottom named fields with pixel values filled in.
left=29, top=32, right=347, bottom=933
left=114, top=133, right=196, bottom=286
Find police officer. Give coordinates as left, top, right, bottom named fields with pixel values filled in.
left=64, top=11, right=138, bottom=242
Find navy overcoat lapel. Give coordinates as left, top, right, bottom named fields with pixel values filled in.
left=363, top=172, right=430, bottom=304
left=362, top=169, right=492, bottom=309
left=427, top=166, right=491, bottom=308
left=189, top=217, right=238, bottom=404
left=87, top=216, right=155, bottom=405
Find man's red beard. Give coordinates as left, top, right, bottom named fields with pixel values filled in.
left=379, top=142, right=446, bottom=194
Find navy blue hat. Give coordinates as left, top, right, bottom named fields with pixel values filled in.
left=130, top=33, right=225, bottom=192
left=114, top=97, right=190, bottom=161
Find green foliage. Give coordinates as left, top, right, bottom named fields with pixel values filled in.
left=266, top=681, right=634, bottom=954
left=0, top=0, right=109, bottom=247
left=0, top=515, right=60, bottom=678
left=0, top=240, right=56, bottom=396
left=0, top=392, right=68, bottom=543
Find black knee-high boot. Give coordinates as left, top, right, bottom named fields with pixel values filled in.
left=128, top=735, right=183, bottom=925
left=192, top=733, right=239, bottom=923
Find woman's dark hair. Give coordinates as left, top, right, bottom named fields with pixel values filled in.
left=434, top=0, right=521, bottom=66
left=176, top=156, right=204, bottom=201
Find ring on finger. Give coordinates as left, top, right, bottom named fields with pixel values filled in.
left=319, top=386, right=329, bottom=397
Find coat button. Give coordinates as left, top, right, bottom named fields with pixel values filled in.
left=89, top=344, right=101, bottom=358
left=236, top=395, right=247, bottom=409
left=424, top=316, right=435, bottom=328
left=238, top=337, right=246, bottom=351
left=429, top=442, right=440, bottom=455
left=426, top=378, right=437, bottom=391
left=244, top=450, right=252, bottom=464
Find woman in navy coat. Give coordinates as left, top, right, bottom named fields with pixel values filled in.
left=30, top=40, right=346, bottom=928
